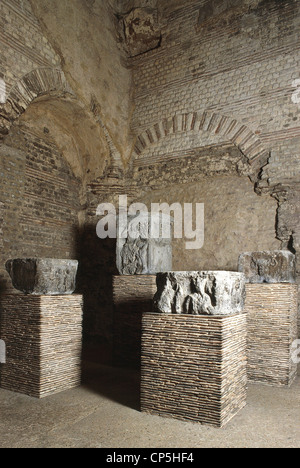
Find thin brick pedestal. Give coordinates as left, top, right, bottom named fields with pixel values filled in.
left=113, top=275, right=156, bottom=368
left=244, top=284, right=298, bottom=387
left=0, top=294, right=83, bottom=398
left=141, top=313, right=247, bottom=428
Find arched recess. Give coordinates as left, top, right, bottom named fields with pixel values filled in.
left=17, top=95, right=111, bottom=187
left=0, top=67, right=73, bottom=129
left=133, top=110, right=270, bottom=178
left=133, top=111, right=280, bottom=275
left=0, top=67, right=123, bottom=172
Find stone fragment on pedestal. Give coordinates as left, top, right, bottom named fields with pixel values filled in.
left=238, top=250, right=296, bottom=284
left=5, top=258, right=78, bottom=295
left=116, top=212, right=172, bottom=275
left=154, top=271, right=246, bottom=316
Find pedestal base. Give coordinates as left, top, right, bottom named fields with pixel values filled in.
left=141, top=313, right=247, bottom=428
left=244, top=284, right=298, bottom=387
left=0, top=294, right=83, bottom=398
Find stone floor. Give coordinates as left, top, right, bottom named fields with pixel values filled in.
left=0, top=361, right=299, bottom=448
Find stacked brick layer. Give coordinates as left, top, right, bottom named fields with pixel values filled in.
left=244, top=284, right=298, bottom=387
left=131, top=1, right=300, bottom=178
left=0, top=294, right=83, bottom=398
left=141, top=313, right=247, bottom=428
left=113, top=275, right=156, bottom=368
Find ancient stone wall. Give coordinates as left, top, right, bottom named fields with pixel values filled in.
left=28, top=0, right=134, bottom=164
left=1, top=0, right=300, bottom=347
left=0, top=0, right=129, bottom=176
left=131, top=0, right=300, bottom=156
left=137, top=174, right=280, bottom=272
left=0, top=128, right=80, bottom=294
left=0, top=0, right=60, bottom=92
left=0, top=0, right=126, bottom=347
left=120, top=0, right=300, bottom=337
left=129, top=0, right=300, bottom=257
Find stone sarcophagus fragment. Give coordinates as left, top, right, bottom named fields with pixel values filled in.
left=116, top=212, right=172, bottom=275
left=238, top=250, right=296, bottom=284
left=5, top=258, right=78, bottom=295
left=154, top=271, right=246, bottom=316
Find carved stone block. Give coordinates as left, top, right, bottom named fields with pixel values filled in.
left=121, top=7, right=161, bottom=57
left=5, top=258, right=78, bottom=295
left=116, top=212, right=172, bottom=275
left=238, top=251, right=296, bottom=284
left=154, top=271, right=246, bottom=316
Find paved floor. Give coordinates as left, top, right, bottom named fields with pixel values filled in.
left=0, top=362, right=299, bottom=448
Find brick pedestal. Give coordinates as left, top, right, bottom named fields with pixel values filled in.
left=141, top=313, right=247, bottom=428
left=244, top=284, right=298, bottom=387
left=0, top=294, right=83, bottom=398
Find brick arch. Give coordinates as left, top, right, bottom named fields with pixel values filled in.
left=0, top=67, right=125, bottom=172
left=133, top=110, right=269, bottom=172
left=0, top=67, right=74, bottom=137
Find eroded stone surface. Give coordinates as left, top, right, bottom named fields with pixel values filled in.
left=5, top=258, right=78, bottom=295
left=154, top=271, right=246, bottom=315
left=238, top=251, right=296, bottom=284
left=121, top=7, right=161, bottom=57
left=116, top=212, right=172, bottom=275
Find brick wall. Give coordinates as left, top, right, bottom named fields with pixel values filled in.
left=123, top=0, right=300, bottom=337
left=0, top=129, right=80, bottom=293
left=131, top=0, right=300, bottom=181
left=0, top=0, right=60, bottom=94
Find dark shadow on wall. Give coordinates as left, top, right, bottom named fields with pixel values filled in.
left=113, top=300, right=152, bottom=370
left=75, top=223, right=118, bottom=366
left=74, top=225, right=147, bottom=410
left=75, top=223, right=153, bottom=370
